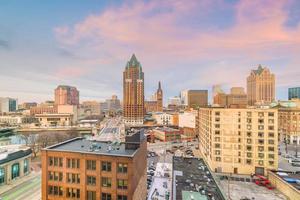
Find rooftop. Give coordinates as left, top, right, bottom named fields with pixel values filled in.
left=0, top=145, right=32, bottom=165
left=154, top=127, right=180, bottom=132
left=44, top=137, right=140, bottom=157
left=173, top=157, right=225, bottom=200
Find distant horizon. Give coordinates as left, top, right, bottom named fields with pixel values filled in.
left=1, top=0, right=300, bottom=103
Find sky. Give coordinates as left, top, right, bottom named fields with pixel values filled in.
left=0, top=0, right=300, bottom=104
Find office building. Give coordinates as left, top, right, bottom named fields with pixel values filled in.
left=213, top=87, right=247, bottom=108
left=55, top=85, right=79, bottom=106
left=197, top=107, right=278, bottom=175
left=41, top=129, right=147, bottom=200
left=123, top=54, right=145, bottom=125
left=288, top=87, right=300, bottom=100
left=30, top=105, right=57, bottom=116
left=152, top=112, right=178, bottom=126
left=81, top=101, right=101, bottom=116
left=19, top=102, right=37, bottom=110
left=0, top=145, right=32, bottom=186
left=37, top=113, right=73, bottom=127
left=106, top=95, right=121, bottom=112
left=247, top=65, right=275, bottom=106
left=0, top=97, right=18, bottom=113
left=151, top=127, right=182, bottom=142
left=180, top=90, right=208, bottom=109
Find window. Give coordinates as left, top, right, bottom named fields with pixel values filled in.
left=87, top=191, right=96, bottom=200
left=247, top=118, right=252, bottom=123
left=87, top=176, right=96, bottom=186
left=67, top=173, right=80, bottom=184
left=102, top=177, right=112, bottom=187
left=247, top=153, right=252, bottom=158
left=268, top=119, right=274, bottom=124
left=102, top=193, right=112, bottom=200
left=258, top=160, right=264, bottom=166
left=67, top=158, right=80, bottom=169
left=117, top=163, right=128, bottom=173
left=258, top=153, right=264, bottom=158
left=246, top=145, right=252, bottom=151
left=268, top=112, right=274, bottom=117
left=86, top=160, right=96, bottom=170
left=24, top=159, right=29, bottom=174
left=268, top=139, right=274, bottom=145
left=118, top=195, right=127, bottom=200
left=215, top=124, right=220, bottom=128
left=11, top=163, right=20, bottom=180
left=0, top=168, right=5, bottom=184
left=247, top=132, right=252, bottom=137
left=247, top=139, right=252, bottom=144
left=258, top=146, right=264, bottom=152
left=67, top=188, right=80, bottom=198
left=48, top=186, right=63, bottom=196
left=246, top=159, right=252, bottom=165
left=268, top=132, right=274, bottom=137
left=258, top=112, right=264, bottom=117
left=117, top=179, right=128, bottom=190
left=268, top=154, right=275, bottom=159
left=49, top=157, right=63, bottom=167
left=215, top=157, right=221, bottom=162
left=215, top=130, right=220, bottom=135
left=258, top=125, right=264, bottom=130
left=215, top=112, right=220, bottom=116
left=215, top=143, right=221, bottom=148
left=48, top=171, right=63, bottom=182
left=268, top=147, right=274, bottom=151
left=215, top=150, right=221, bottom=155
left=102, top=162, right=111, bottom=172
left=258, top=132, right=264, bottom=137
left=268, top=126, right=274, bottom=131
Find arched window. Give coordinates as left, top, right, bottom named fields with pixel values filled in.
left=0, top=167, right=5, bottom=184
left=11, top=163, right=20, bottom=180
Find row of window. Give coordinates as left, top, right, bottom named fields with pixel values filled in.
left=48, top=187, right=127, bottom=200
left=214, top=157, right=275, bottom=166
left=49, top=158, right=127, bottom=174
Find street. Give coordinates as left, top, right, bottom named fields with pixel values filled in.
left=0, top=174, right=41, bottom=200
left=93, top=117, right=123, bottom=141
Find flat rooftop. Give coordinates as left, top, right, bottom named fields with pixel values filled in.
left=44, top=137, right=139, bottom=157
left=173, top=157, right=225, bottom=200
left=155, top=127, right=180, bottom=132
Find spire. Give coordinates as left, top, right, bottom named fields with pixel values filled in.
left=158, top=81, right=161, bottom=90
left=126, top=53, right=141, bottom=68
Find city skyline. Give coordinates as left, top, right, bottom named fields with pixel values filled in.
left=1, top=0, right=300, bottom=103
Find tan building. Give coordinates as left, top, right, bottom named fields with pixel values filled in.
left=123, top=54, right=144, bottom=125
left=214, top=87, right=247, bottom=108
left=181, top=90, right=208, bottom=109
left=197, top=107, right=278, bottom=175
left=41, top=130, right=147, bottom=200
left=55, top=85, right=79, bottom=106
left=81, top=101, right=101, bottom=116
left=278, top=107, right=300, bottom=144
left=247, top=65, right=275, bottom=106
left=36, top=113, right=73, bottom=127
left=178, top=111, right=197, bottom=140
left=0, top=145, right=32, bottom=186
left=151, top=127, right=182, bottom=142
left=30, top=105, right=57, bottom=116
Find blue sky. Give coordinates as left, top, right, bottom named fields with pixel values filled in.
left=0, top=0, right=300, bottom=103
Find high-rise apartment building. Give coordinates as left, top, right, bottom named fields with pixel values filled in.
left=55, top=85, right=79, bottom=106
left=41, top=129, right=147, bottom=200
left=197, top=107, right=278, bottom=175
left=288, top=87, right=300, bottom=100
left=180, top=90, right=208, bottom=109
left=247, top=65, right=275, bottom=106
left=123, top=54, right=144, bottom=125
left=0, top=97, right=18, bottom=113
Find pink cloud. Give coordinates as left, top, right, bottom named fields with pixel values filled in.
left=55, top=66, right=93, bottom=79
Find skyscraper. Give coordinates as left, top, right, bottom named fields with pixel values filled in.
left=247, top=65, right=275, bottom=106
left=123, top=54, right=145, bottom=125
left=288, top=87, right=300, bottom=100
left=180, top=90, right=208, bottom=109
left=54, top=85, right=79, bottom=106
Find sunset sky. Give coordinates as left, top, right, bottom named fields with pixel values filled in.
left=0, top=0, right=300, bottom=103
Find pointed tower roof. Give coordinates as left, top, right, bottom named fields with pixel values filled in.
left=253, top=64, right=264, bottom=75
left=158, top=81, right=162, bottom=90
left=126, top=53, right=142, bottom=69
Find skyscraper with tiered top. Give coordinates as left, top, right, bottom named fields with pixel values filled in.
left=123, top=54, right=145, bottom=125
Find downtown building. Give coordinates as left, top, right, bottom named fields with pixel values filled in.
left=213, top=87, right=247, bottom=108
left=197, top=107, right=278, bottom=175
left=123, top=54, right=145, bottom=125
left=180, top=90, right=208, bottom=109
left=145, top=81, right=163, bottom=113
left=0, top=97, right=18, bottom=113
left=288, top=87, right=300, bottom=100
left=247, top=65, right=275, bottom=106
left=55, top=85, right=80, bottom=106
left=41, top=129, right=147, bottom=200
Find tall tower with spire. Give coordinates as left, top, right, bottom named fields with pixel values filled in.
left=123, top=54, right=145, bottom=125
left=156, top=81, right=163, bottom=112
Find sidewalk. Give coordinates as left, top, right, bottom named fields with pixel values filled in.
left=0, top=170, right=41, bottom=195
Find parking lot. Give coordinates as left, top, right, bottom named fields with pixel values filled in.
left=278, top=142, right=300, bottom=171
